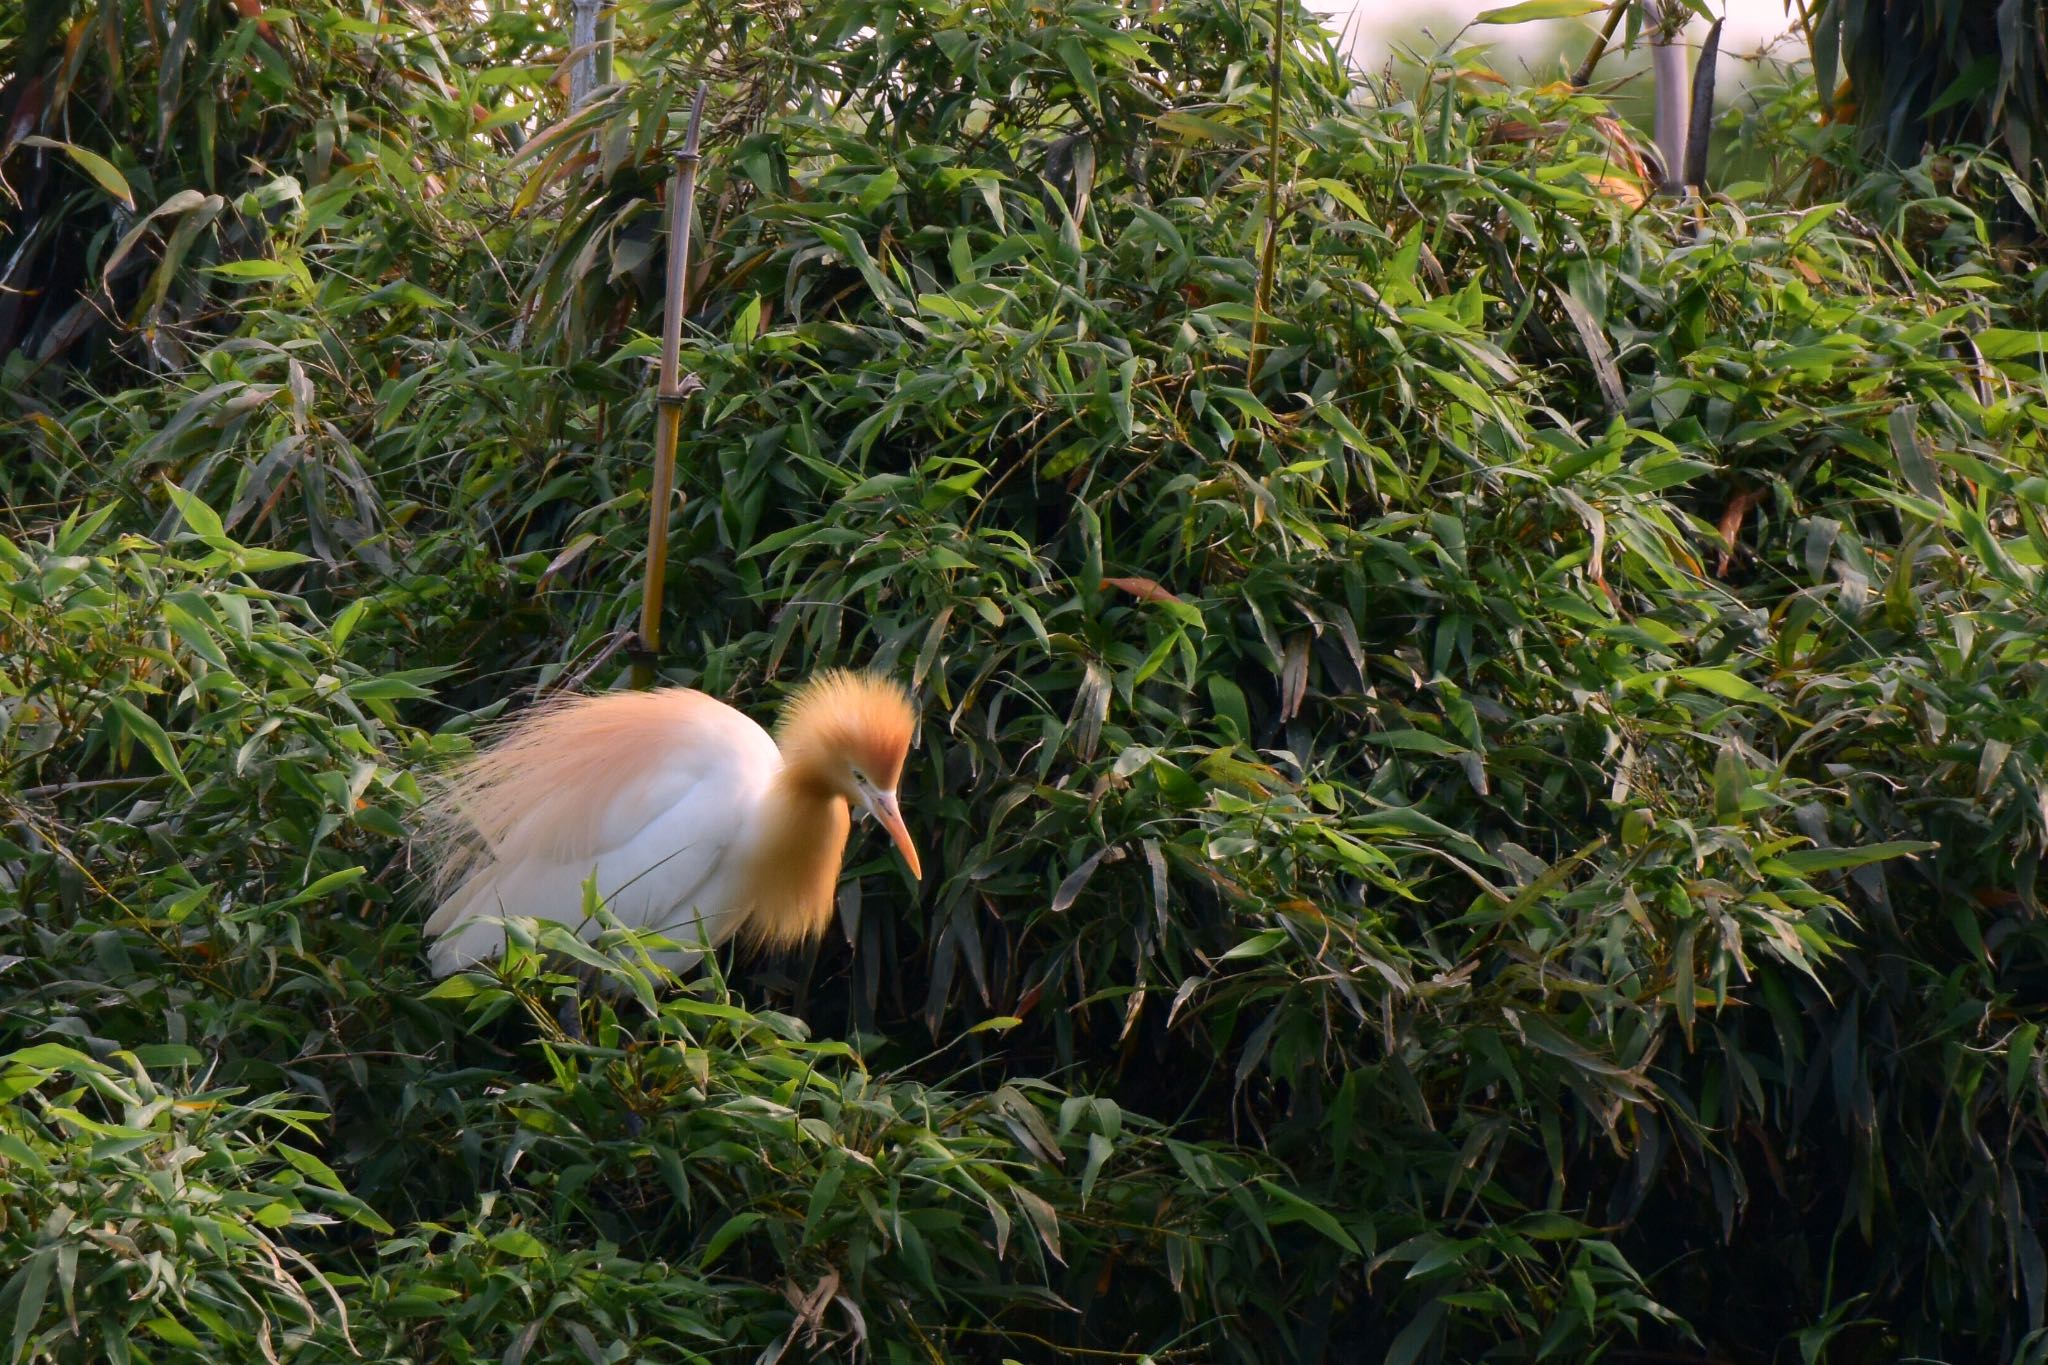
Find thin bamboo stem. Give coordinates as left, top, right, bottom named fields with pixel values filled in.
left=1246, top=0, right=1286, bottom=389
left=630, top=82, right=709, bottom=691
left=15, top=776, right=163, bottom=800
left=1570, top=0, right=1630, bottom=89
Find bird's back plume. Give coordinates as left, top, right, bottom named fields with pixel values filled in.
left=417, top=687, right=733, bottom=905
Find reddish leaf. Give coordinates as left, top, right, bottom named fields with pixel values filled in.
left=1101, top=575, right=1181, bottom=605
left=5, top=76, right=45, bottom=154
left=228, top=0, right=276, bottom=41
left=1716, top=489, right=1763, bottom=577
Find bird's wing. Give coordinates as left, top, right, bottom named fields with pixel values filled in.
left=424, top=715, right=779, bottom=974
left=499, top=697, right=778, bottom=868
left=425, top=687, right=777, bottom=878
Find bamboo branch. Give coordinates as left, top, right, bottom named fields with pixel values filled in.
left=630, top=82, right=709, bottom=691
left=1570, top=0, right=1631, bottom=89
left=1246, top=0, right=1287, bottom=389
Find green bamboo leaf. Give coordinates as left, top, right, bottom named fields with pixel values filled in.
left=1056, top=35, right=1100, bottom=113
left=3, top=1043, right=110, bottom=1075
left=917, top=292, right=987, bottom=324
left=803, top=1159, right=845, bottom=1245
left=9, top=1249, right=55, bottom=1364
left=1219, top=929, right=1288, bottom=961
left=142, top=1318, right=205, bottom=1350
left=1079, top=1131, right=1112, bottom=1207
left=1770, top=840, right=1936, bottom=874
left=1256, top=1178, right=1362, bottom=1253
left=2010, top=1024, right=2040, bottom=1107
left=487, top=1229, right=547, bottom=1259
left=1362, top=729, right=1468, bottom=755
left=697, top=1212, right=764, bottom=1270
left=274, top=1143, right=348, bottom=1194
left=1976, top=330, right=2048, bottom=362
left=1888, top=404, right=1945, bottom=506
left=162, top=484, right=227, bottom=544
left=20, top=135, right=134, bottom=208
left=105, top=696, right=189, bottom=790
left=855, top=166, right=899, bottom=213
left=1785, top=201, right=1843, bottom=246
left=1474, top=0, right=1606, bottom=22
left=1624, top=667, right=1773, bottom=705
left=284, top=866, right=368, bottom=906
left=232, top=546, right=315, bottom=572
left=208, top=256, right=315, bottom=294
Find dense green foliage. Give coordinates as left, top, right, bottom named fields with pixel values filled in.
left=6, top=0, right=2048, bottom=1359
left=1805, top=0, right=2048, bottom=232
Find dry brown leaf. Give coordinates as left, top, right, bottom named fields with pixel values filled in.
left=1101, top=575, right=1182, bottom=605
left=1717, top=489, right=1763, bottom=577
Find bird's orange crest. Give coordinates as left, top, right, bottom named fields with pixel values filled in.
left=774, top=669, right=917, bottom=788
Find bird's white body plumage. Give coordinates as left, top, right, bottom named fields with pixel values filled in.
left=423, top=690, right=785, bottom=976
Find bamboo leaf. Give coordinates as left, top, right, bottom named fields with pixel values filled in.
left=21, top=135, right=134, bottom=208
left=104, top=696, right=189, bottom=790
left=1257, top=1177, right=1362, bottom=1253
left=1474, top=0, right=1607, bottom=22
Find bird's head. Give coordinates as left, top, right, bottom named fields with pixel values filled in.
left=778, top=669, right=922, bottom=880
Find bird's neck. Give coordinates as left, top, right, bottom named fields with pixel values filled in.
left=739, top=760, right=851, bottom=949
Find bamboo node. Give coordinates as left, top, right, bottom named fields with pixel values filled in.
left=657, top=374, right=704, bottom=406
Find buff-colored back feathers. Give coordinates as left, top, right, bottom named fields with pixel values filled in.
left=419, top=688, right=730, bottom=906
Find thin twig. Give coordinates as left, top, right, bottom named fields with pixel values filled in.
left=630, top=82, right=710, bottom=691
left=548, top=624, right=638, bottom=697
left=14, top=775, right=164, bottom=800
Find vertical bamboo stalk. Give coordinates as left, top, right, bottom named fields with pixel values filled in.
left=630, top=83, right=710, bottom=691
left=1647, top=0, right=1689, bottom=194
left=569, top=0, right=599, bottom=108
left=1246, top=0, right=1287, bottom=388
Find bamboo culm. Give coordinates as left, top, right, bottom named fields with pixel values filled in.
left=631, top=83, right=710, bottom=690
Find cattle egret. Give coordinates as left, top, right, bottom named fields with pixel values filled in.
left=420, top=670, right=920, bottom=976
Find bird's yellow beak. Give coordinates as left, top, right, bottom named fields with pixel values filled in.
left=863, top=788, right=922, bottom=880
